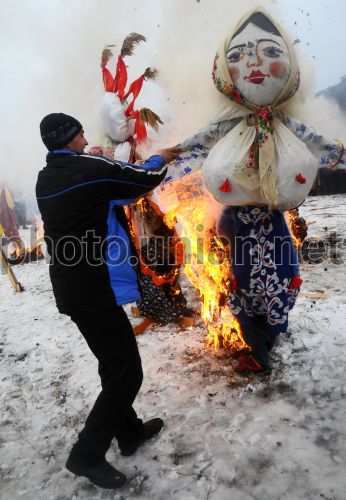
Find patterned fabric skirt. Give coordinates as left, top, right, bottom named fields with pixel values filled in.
left=218, top=206, right=301, bottom=336
left=137, top=274, right=192, bottom=325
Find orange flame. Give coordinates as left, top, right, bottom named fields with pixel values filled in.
left=8, top=215, right=45, bottom=263
left=286, top=210, right=306, bottom=248
left=161, top=175, right=246, bottom=351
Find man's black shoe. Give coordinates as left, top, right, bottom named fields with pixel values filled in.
left=120, top=418, right=164, bottom=456
left=66, top=456, right=126, bottom=489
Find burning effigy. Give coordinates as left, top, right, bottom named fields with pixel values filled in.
left=89, top=34, right=192, bottom=331
left=0, top=187, right=31, bottom=291
left=155, top=7, right=345, bottom=371
left=129, top=197, right=194, bottom=329
left=0, top=185, right=21, bottom=247
left=0, top=184, right=44, bottom=265
left=0, top=223, right=24, bottom=292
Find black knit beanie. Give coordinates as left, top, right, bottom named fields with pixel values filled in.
left=40, top=113, right=83, bottom=150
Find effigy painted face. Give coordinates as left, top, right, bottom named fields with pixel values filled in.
left=226, top=22, right=291, bottom=106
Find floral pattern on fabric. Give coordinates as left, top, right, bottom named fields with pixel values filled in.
left=284, top=116, right=345, bottom=169
left=163, top=145, right=209, bottom=184
left=212, top=53, right=244, bottom=105
left=218, top=205, right=300, bottom=335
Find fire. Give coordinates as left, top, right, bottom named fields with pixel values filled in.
left=160, top=173, right=246, bottom=351
left=8, top=242, right=44, bottom=264
left=7, top=215, right=45, bottom=264
left=286, top=208, right=308, bottom=248
left=8, top=244, right=23, bottom=260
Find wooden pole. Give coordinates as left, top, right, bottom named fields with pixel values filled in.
left=0, top=248, right=24, bottom=292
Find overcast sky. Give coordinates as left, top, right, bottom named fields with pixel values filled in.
left=0, top=0, right=345, bottom=198
left=281, top=0, right=345, bottom=90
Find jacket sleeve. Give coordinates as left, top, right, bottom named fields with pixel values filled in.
left=85, top=154, right=168, bottom=203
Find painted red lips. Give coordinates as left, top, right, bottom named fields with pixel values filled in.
left=244, top=70, right=270, bottom=84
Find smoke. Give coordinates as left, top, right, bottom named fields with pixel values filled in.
left=1, top=0, right=345, bottom=210
left=151, top=0, right=272, bottom=146
left=287, top=57, right=346, bottom=142
left=152, top=0, right=346, bottom=145
left=0, top=0, right=162, bottom=201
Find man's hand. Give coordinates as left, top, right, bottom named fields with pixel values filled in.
left=155, top=147, right=181, bottom=164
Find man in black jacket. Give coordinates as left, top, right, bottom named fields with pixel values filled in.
left=36, top=113, right=180, bottom=489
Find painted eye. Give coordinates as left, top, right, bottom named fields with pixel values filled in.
left=227, top=49, right=244, bottom=63
left=262, top=46, right=283, bottom=58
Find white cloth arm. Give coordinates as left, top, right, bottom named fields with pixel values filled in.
left=162, top=119, right=240, bottom=184
left=179, top=118, right=240, bottom=150
left=284, top=116, right=345, bottom=170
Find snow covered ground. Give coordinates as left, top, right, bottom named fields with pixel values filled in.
left=1, top=195, right=346, bottom=500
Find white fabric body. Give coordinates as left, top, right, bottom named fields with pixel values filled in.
left=273, top=119, right=318, bottom=209
left=114, top=142, right=132, bottom=162
left=202, top=117, right=318, bottom=210
left=99, top=92, right=135, bottom=142
left=202, top=119, right=260, bottom=205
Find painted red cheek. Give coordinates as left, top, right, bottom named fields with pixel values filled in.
left=228, top=65, right=240, bottom=81
left=269, top=61, right=288, bottom=79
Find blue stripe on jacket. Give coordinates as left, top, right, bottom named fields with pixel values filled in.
left=105, top=200, right=140, bottom=305
left=37, top=154, right=166, bottom=200
left=36, top=178, right=161, bottom=200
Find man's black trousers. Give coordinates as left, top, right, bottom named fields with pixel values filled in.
left=69, top=307, right=143, bottom=464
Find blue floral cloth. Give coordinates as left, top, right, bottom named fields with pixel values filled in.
left=218, top=205, right=300, bottom=335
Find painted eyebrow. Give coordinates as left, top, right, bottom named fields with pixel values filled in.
left=226, top=43, right=246, bottom=53
left=257, top=38, right=282, bottom=46
left=227, top=38, right=281, bottom=53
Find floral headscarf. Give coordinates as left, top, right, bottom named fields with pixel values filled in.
left=210, top=7, right=300, bottom=206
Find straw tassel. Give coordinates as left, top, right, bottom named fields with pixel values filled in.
left=120, top=33, right=146, bottom=57
left=101, top=45, right=116, bottom=92
left=143, top=67, right=158, bottom=80
left=139, top=108, right=163, bottom=131
left=100, top=45, right=115, bottom=67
